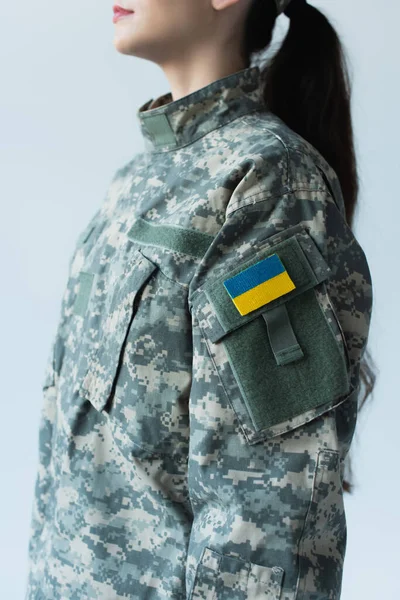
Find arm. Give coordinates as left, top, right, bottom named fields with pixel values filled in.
left=185, top=152, right=372, bottom=599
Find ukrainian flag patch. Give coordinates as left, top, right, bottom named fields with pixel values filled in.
left=223, top=253, right=296, bottom=316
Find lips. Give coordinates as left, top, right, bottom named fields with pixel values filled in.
left=113, top=5, right=134, bottom=16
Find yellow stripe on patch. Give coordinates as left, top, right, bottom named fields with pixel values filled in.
left=232, top=270, right=296, bottom=316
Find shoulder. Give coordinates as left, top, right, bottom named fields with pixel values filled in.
left=226, top=111, right=345, bottom=217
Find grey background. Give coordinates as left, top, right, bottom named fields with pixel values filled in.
left=0, top=1, right=397, bottom=598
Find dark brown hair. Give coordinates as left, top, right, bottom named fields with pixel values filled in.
left=243, top=0, right=377, bottom=494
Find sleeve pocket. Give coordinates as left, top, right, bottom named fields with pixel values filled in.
left=190, top=546, right=284, bottom=600
left=190, top=226, right=357, bottom=445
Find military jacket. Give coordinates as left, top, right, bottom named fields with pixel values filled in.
left=26, top=65, right=373, bottom=600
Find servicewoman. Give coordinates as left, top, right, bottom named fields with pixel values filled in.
left=25, top=0, right=374, bottom=598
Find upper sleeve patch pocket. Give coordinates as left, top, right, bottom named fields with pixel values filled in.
left=190, top=226, right=355, bottom=444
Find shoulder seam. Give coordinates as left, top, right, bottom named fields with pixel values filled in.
left=226, top=186, right=328, bottom=217
left=241, top=118, right=291, bottom=188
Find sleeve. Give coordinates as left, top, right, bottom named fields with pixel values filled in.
left=185, top=155, right=372, bottom=599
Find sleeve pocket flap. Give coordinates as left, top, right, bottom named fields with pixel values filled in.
left=192, top=230, right=332, bottom=344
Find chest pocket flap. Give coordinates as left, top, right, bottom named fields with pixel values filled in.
left=76, top=248, right=159, bottom=413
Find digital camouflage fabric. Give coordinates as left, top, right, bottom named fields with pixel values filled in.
left=25, top=65, right=373, bottom=600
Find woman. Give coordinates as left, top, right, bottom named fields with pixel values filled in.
left=26, top=0, right=375, bottom=598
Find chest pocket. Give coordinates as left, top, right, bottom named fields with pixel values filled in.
left=72, top=247, right=158, bottom=413
left=190, top=224, right=356, bottom=445
left=40, top=209, right=103, bottom=391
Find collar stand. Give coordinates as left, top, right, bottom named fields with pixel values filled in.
left=136, top=65, right=265, bottom=153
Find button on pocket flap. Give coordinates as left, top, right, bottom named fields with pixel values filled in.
left=192, top=227, right=332, bottom=344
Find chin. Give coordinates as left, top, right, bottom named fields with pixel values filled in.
left=113, top=36, right=162, bottom=62
left=113, top=34, right=139, bottom=55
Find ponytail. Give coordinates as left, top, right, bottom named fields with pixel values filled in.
left=245, top=0, right=357, bottom=226
left=243, top=0, right=377, bottom=494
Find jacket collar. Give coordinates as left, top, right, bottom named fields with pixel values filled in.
left=136, top=65, right=265, bottom=153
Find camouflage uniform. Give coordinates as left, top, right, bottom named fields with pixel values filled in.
left=25, top=64, right=373, bottom=599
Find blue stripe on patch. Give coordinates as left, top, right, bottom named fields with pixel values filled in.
left=223, top=253, right=285, bottom=298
